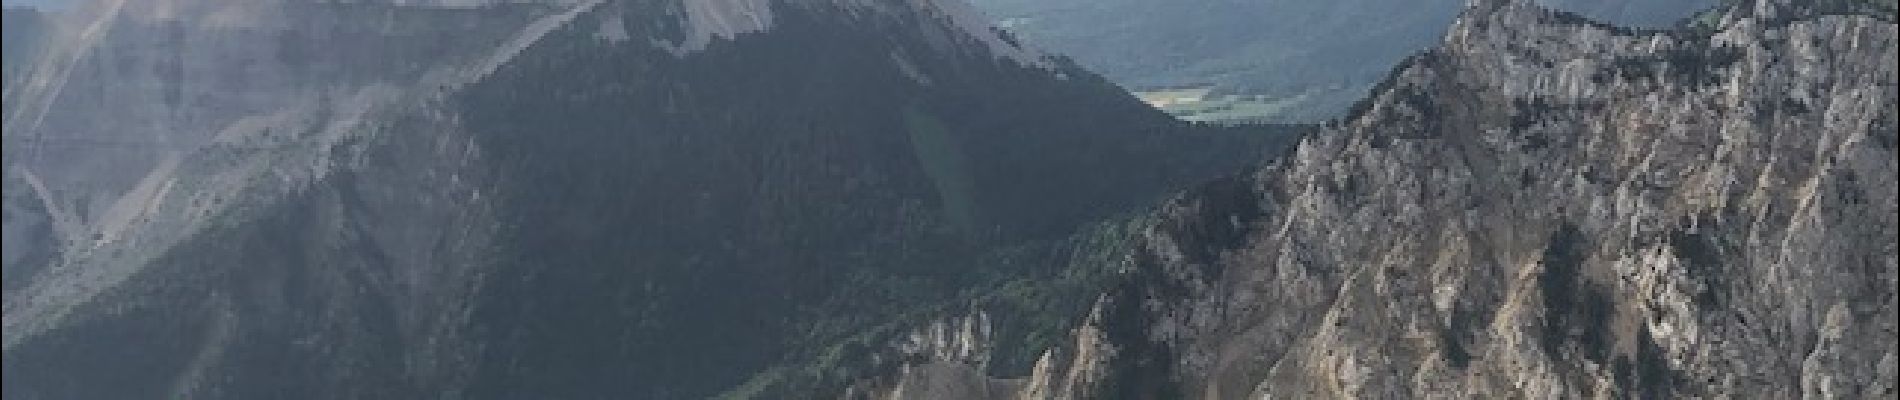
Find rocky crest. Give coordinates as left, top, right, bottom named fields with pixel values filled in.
left=856, top=0, right=1898, bottom=398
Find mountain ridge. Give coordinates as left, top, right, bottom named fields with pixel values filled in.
left=1, top=1, right=1288, bottom=398
left=845, top=0, right=1898, bottom=397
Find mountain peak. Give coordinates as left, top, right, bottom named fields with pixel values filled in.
left=630, top=0, right=1051, bottom=66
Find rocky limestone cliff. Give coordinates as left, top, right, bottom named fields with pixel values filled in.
left=843, top=304, right=1121, bottom=400
left=856, top=0, right=1898, bottom=398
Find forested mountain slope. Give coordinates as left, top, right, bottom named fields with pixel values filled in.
left=1, top=1, right=1285, bottom=398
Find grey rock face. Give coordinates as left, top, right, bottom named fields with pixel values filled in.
left=846, top=305, right=1122, bottom=400
left=2, top=2, right=569, bottom=397
left=0, top=0, right=553, bottom=351
left=858, top=0, right=1898, bottom=398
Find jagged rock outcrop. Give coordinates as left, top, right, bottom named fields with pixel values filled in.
left=842, top=305, right=1120, bottom=400
left=857, top=0, right=1898, bottom=398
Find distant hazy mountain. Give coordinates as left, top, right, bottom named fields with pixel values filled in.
left=971, top=0, right=1717, bottom=122
left=1539, top=0, right=1723, bottom=26
left=1, top=7, right=49, bottom=85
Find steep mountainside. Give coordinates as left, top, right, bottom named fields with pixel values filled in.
left=1, top=0, right=1285, bottom=398
left=970, top=0, right=1717, bottom=123
left=854, top=0, right=1897, bottom=398
left=1, top=6, right=50, bottom=86
left=2, top=6, right=56, bottom=295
